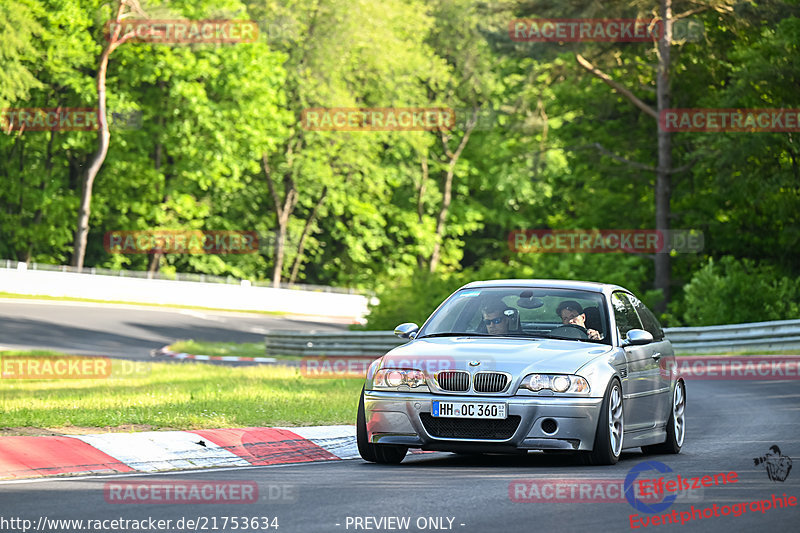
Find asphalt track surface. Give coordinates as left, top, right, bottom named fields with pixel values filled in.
left=0, top=299, right=346, bottom=359
left=2, top=379, right=799, bottom=533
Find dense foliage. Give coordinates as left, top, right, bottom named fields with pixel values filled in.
left=675, top=256, right=800, bottom=326
left=1, top=0, right=798, bottom=326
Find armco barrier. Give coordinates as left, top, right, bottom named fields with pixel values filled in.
left=663, top=319, right=800, bottom=353
left=264, top=319, right=800, bottom=356
left=265, top=331, right=406, bottom=357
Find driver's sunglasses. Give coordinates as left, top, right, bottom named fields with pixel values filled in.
left=482, top=317, right=504, bottom=326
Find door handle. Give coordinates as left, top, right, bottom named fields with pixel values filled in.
left=651, top=352, right=662, bottom=361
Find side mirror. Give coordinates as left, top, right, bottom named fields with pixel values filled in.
left=623, top=328, right=654, bottom=346
left=394, top=322, right=419, bottom=339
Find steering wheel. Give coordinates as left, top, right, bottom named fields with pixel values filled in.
left=548, top=324, right=590, bottom=340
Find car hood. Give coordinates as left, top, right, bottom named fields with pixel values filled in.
left=382, top=337, right=613, bottom=376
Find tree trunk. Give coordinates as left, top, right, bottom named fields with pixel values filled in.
left=262, top=154, right=297, bottom=287
left=416, top=151, right=429, bottom=269
left=273, top=223, right=287, bottom=287
left=71, top=0, right=136, bottom=269
left=147, top=135, right=165, bottom=278
left=575, top=1, right=677, bottom=311
left=288, top=186, right=328, bottom=284
left=654, top=0, right=673, bottom=312
left=429, top=166, right=454, bottom=273
left=429, top=110, right=478, bottom=272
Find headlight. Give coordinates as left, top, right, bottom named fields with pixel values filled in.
left=521, top=374, right=590, bottom=394
left=373, top=369, right=427, bottom=388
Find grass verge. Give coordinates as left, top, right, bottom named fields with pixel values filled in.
left=0, top=350, right=362, bottom=433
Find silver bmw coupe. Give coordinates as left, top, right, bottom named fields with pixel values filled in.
left=357, top=279, right=686, bottom=465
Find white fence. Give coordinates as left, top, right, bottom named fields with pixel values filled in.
left=0, top=259, right=361, bottom=294
left=264, top=320, right=800, bottom=356
left=0, top=263, right=370, bottom=322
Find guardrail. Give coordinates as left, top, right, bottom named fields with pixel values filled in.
left=265, top=331, right=405, bottom=357
left=264, top=319, right=800, bottom=356
left=664, top=319, right=800, bottom=353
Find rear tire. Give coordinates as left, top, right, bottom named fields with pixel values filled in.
left=642, top=380, right=685, bottom=455
left=357, top=389, right=407, bottom=464
left=585, top=379, right=624, bottom=465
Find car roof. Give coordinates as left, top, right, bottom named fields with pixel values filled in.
left=460, top=279, right=625, bottom=294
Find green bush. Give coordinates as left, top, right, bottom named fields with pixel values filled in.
left=357, top=271, right=467, bottom=331
left=358, top=256, right=668, bottom=331
left=672, top=256, right=800, bottom=326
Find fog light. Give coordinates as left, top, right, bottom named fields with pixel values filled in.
left=541, top=418, right=558, bottom=434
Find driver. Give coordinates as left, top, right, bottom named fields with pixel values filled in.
left=481, top=301, right=511, bottom=335
left=556, top=300, right=602, bottom=340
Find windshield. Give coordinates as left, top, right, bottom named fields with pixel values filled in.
left=418, top=286, right=610, bottom=344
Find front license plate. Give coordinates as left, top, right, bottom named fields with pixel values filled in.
left=431, top=401, right=507, bottom=419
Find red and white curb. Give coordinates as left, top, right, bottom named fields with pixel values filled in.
left=151, top=346, right=277, bottom=363
left=0, top=425, right=362, bottom=480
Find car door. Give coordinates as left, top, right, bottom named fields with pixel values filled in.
left=628, top=294, right=673, bottom=427
left=610, top=291, right=659, bottom=432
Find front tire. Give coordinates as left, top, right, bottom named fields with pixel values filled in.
left=642, top=380, right=685, bottom=455
left=585, top=379, right=624, bottom=465
left=356, top=389, right=407, bottom=464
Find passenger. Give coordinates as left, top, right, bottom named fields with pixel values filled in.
left=555, top=300, right=602, bottom=340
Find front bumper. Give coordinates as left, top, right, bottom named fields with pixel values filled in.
left=364, top=390, right=604, bottom=452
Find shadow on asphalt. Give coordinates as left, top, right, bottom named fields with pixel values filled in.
left=364, top=450, right=647, bottom=469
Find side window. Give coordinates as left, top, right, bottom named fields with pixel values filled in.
left=629, top=295, right=665, bottom=340
left=610, top=292, right=643, bottom=340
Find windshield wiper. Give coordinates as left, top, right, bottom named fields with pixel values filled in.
left=538, top=335, right=602, bottom=343
left=417, top=332, right=491, bottom=338
left=500, top=333, right=542, bottom=339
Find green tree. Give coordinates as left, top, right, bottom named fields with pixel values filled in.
left=0, top=0, right=43, bottom=109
